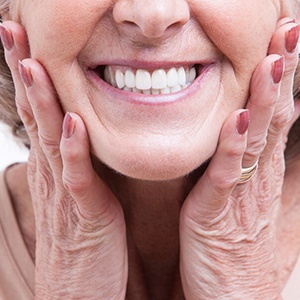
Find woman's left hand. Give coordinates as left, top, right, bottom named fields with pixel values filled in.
left=179, top=20, right=299, bottom=300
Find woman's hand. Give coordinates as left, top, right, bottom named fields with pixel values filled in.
left=180, top=20, right=299, bottom=300
left=0, top=21, right=128, bottom=300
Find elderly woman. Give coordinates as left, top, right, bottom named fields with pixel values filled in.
left=0, top=0, right=299, bottom=299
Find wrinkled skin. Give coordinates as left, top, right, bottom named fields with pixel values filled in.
left=1, top=0, right=300, bottom=299
left=11, top=0, right=294, bottom=180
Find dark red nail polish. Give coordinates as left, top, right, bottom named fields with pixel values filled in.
left=285, top=24, right=300, bottom=53
left=63, top=112, right=76, bottom=139
left=271, top=56, right=284, bottom=84
left=18, top=61, right=33, bottom=88
left=237, top=110, right=250, bottom=135
left=0, top=23, right=14, bottom=50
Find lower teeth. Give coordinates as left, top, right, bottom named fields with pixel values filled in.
left=122, top=83, right=191, bottom=95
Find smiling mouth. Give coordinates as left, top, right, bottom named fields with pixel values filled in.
left=92, top=65, right=203, bottom=95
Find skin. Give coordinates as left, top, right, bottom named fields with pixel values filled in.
left=0, top=0, right=299, bottom=299
left=13, top=0, right=285, bottom=180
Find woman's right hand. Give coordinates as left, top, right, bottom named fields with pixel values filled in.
left=0, top=21, right=128, bottom=299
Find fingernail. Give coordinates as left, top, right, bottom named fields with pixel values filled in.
left=237, top=110, right=250, bottom=135
left=0, top=23, right=14, bottom=50
left=271, top=56, right=284, bottom=84
left=281, top=18, right=295, bottom=26
left=63, top=112, right=76, bottom=139
left=285, top=24, right=300, bottom=53
left=18, top=60, right=33, bottom=88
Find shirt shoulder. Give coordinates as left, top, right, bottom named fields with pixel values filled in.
left=0, top=168, right=35, bottom=300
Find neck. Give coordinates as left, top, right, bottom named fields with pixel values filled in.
left=94, top=160, right=203, bottom=299
left=95, top=160, right=201, bottom=232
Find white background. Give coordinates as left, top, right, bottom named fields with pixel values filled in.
left=0, top=122, right=29, bottom=171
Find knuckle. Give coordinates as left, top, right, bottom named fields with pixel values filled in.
left=246, top=136, right=267, bottom=157
left=27, top=159, right=54, bottom=207
left=23, top=114, right=38, bottom=134
left=271, top=103, right=295, bottom=131
left=63, top=171, right=94, bottom=196
left=15, top=95, right=29, bottom=111
left=37, top=168, right=55, bottom=197
left=39, top=133, right=61, bottom=159
left=16, top=99, right=34, bottom=122
left=206, top=168, right=238, bottom=193
left=284, top=58, right=299, bottom=76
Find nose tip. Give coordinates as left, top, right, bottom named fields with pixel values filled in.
left=134, top=11, right=187, bottom=39
left=113, top=0, right=190, bottom=39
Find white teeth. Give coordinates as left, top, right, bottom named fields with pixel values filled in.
left=178, top=67, right=186, bottom=86
left=133, top=87, right=142, bottom=93
left=103, top=65, right=197, bottom=95
left=161, top=87, right=171, bottom=94
left=123, top=86, right=132, bottom=92
left=152, top=69, right=167, bottom=89
left=188, top=67, right=196, bottom=83
left=170, top=84, right=182, bottom=93
left=143, top=89, right=151, bottom=95
left=125, top=70, right=135, bottom=88
left=151, top=88, right=160, bottom=95
left=136, top=69, right=151, bottom=90
left=167, top=67, right=179, bottom=87
left=116, top=69, right=125, bottom=89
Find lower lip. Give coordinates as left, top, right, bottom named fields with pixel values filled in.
left=87, top=64, right=215, bottom=106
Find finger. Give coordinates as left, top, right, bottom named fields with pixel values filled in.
left=60, top=113, right=121, bottom=223
left=276, top=18, right=296, bottom=30
left=182, top=109, right=249, bottom=225
left=19, top=59, right=64, bottom=173
left=267, top=23, right=299, bottom=150
left=0, top=21, right=30, bottom=115
left=269, top=23, right=299, bottom=76
left=242, top=55, right=283, bottom=167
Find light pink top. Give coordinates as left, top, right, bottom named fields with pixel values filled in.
left=0, top=170, right=34, bottom=299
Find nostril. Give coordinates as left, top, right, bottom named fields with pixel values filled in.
left=123, top=20, right=138, bottom=28
left=113, top=0, right=190, bottom=40
left=167, top=21, right=182, bottom=31
left=165, top=21, right=186, bottom=35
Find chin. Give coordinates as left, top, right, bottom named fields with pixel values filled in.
left=92, top=140, right=214, bottom=181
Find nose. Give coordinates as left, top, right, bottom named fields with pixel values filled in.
left=113, top=0, right=190, bottom=39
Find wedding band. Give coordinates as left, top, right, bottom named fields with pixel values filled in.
left=239, top=160, right=258, bottom=184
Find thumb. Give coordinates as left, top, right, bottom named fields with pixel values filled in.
left=182, top=110, right=248, bottom=226
left=60, top=112, right=122, bottom=224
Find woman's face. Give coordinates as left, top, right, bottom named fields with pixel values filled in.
left=15, top=0, right=287, bottom=180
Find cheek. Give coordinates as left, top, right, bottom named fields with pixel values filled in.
left=22, top=1, right=112, bottom=66
left=190, top=0, right=279, bottom=73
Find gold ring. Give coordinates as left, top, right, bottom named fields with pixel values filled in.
left=239, top=160, right=258, bottom=184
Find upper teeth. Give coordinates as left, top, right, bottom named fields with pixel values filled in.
left=104, top=66, right=197, bottom=95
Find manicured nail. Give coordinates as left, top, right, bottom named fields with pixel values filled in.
left=63, top=112, right=76, bottom=139
left=281, top=18, right=295, bottom=26
left=285, top=24, right=300, bottom=53
left=271, top=56, right=284, bottom=84
left=18, top=60, right=33, bottom=88
left=237, top=110, right=250, bottom=135
left=0, top=23, right=14, bottom=50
